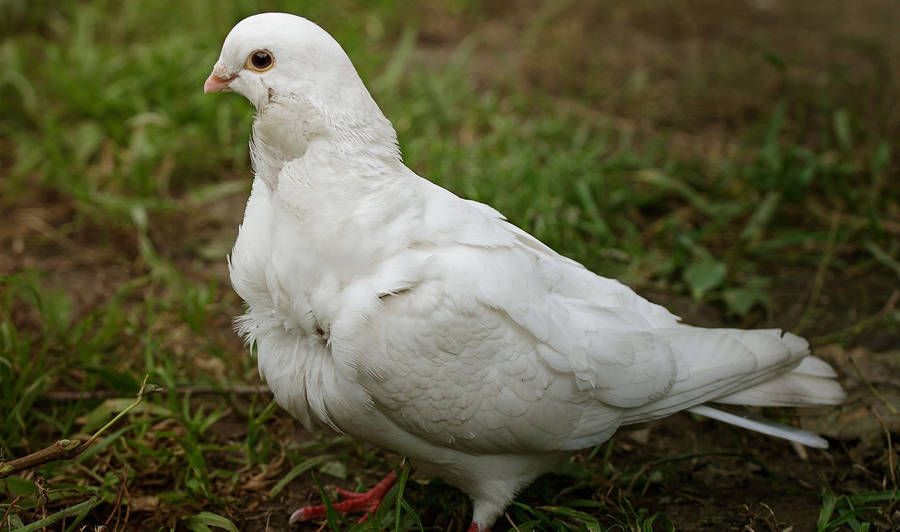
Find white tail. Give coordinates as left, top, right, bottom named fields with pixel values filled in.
left=688, top=404, right=828, bottom=448
left=713, top=356, right=846, bottom=407
left=621, top=328, right=845, bottom=448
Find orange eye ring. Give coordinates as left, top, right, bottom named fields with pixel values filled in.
left=246, top=49, right=274, bottom=72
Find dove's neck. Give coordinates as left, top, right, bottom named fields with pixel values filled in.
left=251, top=85, right=401, bottom=187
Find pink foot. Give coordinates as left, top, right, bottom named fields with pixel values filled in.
left=288, top=470, right=398, bottom=525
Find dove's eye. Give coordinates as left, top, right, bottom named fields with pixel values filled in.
left=246, top=50, right=274, bottom=72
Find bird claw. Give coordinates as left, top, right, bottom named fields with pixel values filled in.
left=288, top=470, right=398, bottom=525
left=334, top=486, right=370, bottom=500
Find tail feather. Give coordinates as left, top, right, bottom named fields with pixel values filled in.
left=620, top=328, right=845, bottom=448
left=621, top=327, right=808, bottom=424
left=688, top=405, right=829, bottom=448
left=790, top=355, right=839, bottom=378
left=714, top=357, right=846, bottom=407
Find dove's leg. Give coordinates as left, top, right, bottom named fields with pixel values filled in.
left=288, top=470, right=397, bottom=524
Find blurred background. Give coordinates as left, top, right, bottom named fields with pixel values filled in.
left=1, top=0, right=898, bottom=530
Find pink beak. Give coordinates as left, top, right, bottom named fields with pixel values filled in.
left=204, top=64, right=236, bottom=93
left=204, top=73, right=236, bottom=93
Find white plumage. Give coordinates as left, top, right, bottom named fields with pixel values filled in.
left=205, top=13, right=846, bottom=530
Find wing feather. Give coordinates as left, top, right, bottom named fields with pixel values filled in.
left=331, top=177, right=826, bottom=454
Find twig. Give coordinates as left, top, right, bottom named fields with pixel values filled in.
left=625, top=463, right=650, bottom=494
left=864, top=240, right=900, bottom=280
left=873, top=409, right=897, bottom=491
left=121, top=466, right=133, bottom=529
left=795, top=213, right=840, bottom=335
left=103, top=465, right=128, bottom=528
left=40, top=384, right=270, bottom=401
left=808, top=199, right=900, bottom=235
left=0, top=440, right=84, bottom=479
left=0, top=496, right=21, bottom=528
left=0, top=376, right=159, bottom=479
left=849, top=356, right=900, bottom=417
left=505, top=512, right=522, bottom=532
left=812, top=290, right=899, bottom=345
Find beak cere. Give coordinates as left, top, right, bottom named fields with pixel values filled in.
left=204, top=63, right=236, bottom=93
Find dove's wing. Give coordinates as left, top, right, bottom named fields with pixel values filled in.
left=342, top=177, right=826, bottom=453
left=328, top=178, right=669, bottom=453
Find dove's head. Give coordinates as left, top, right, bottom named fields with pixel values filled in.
left=204, top=13, right=354, bottom=105
left=205, top=13, right=398, bottom=161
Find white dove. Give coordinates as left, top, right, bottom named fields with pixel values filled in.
left=204, top=13, right=846, bottom=531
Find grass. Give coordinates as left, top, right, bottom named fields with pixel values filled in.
left=1, top=0, right=899, bottom=530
